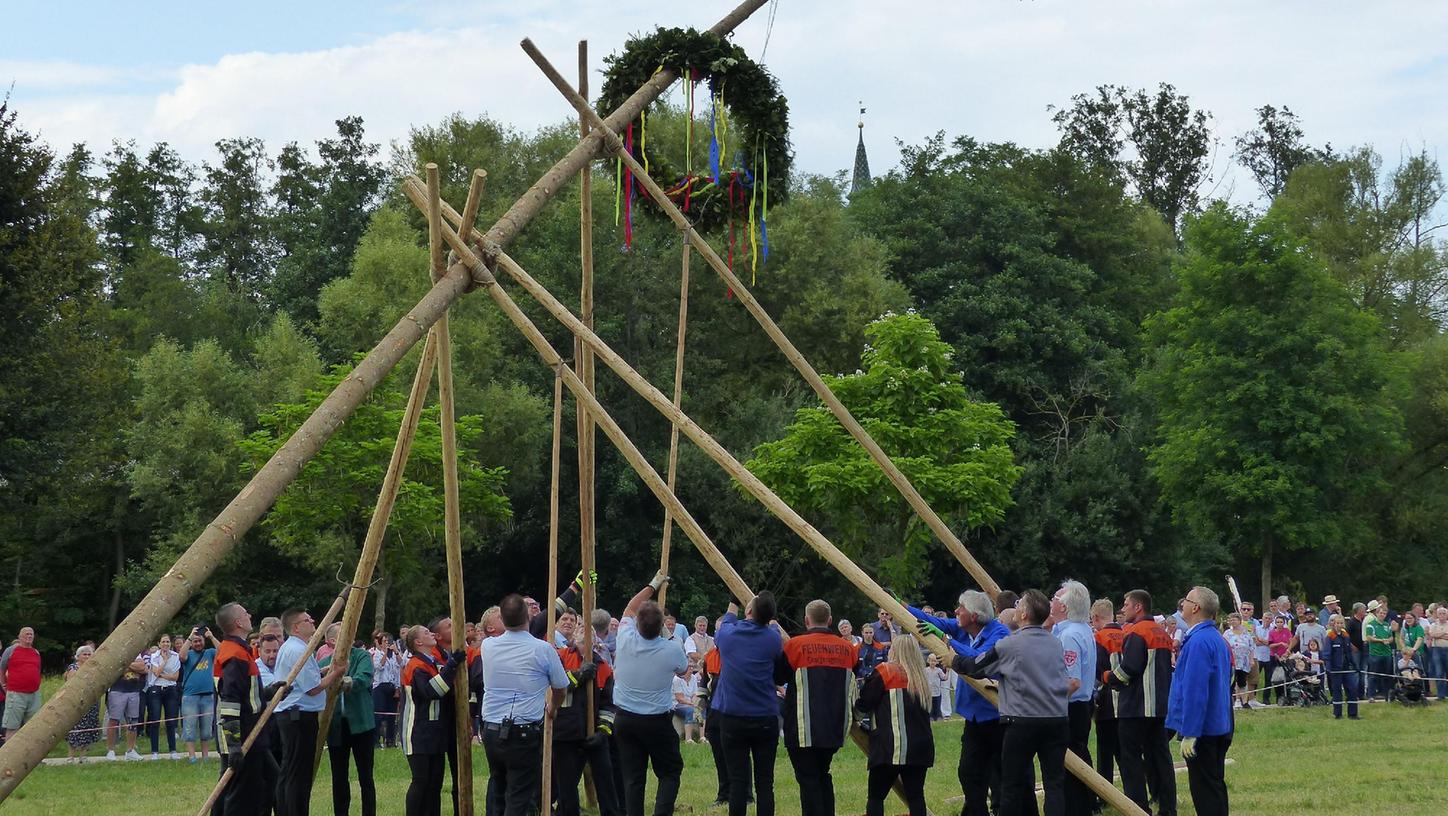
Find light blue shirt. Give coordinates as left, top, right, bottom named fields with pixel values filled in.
left=613, top=616, right=688, bottom=715
left=257, top=658, right=276, bottom=687
left=274, top=635, right=325, bottom=713
left=479, top=629, right=567, bottom=724
left=1053, top=620, right=1096, bottom=704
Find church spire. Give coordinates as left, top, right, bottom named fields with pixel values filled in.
left=850, top=103, right=872, bottom=197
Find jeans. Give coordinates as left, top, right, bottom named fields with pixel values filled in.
left=1366, top=654, right=1394, bottom=699
left=866, top=765, right=927, bottom=816
left=785, top=745, right=838, bottom=816
left=145, top=685, right=179, bottom=753
left=614, top=710, right=683, bottom=816
left=1430, top=646, right=1448, bottom=700
left=180, top=693, right=214, bottom=743
left=373, top=683, right=398, bottom=747
left=1184, top=733, right=1231, bottom=816
left=719, top=713, right=778, bottom=816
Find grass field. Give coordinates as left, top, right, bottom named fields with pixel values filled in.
left=6, top=691, right=1446, bottom=816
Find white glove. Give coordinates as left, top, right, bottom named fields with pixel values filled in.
left=1180, top=736, right=1197, bottom=760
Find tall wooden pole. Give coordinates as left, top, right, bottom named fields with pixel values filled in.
left=412, top=189, right=1147, bottom=816
left=0, top=2, right=769, bottom=798
left=521, top=39, right=1002, bottom=601
left=574, top=38, right=599, bottom=734
left=656, top=242, right=690, bottom=612
left=429, top=164, right=475, bottom=816
left=541, top=370, right=564, bottom=816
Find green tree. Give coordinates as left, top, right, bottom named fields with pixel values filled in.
left=1140, top=204, right=1404, bottom=605
left=102, top=141, right=158, bottom=268
left=745, top=312, right=1021, bottom=589
left=144, top=142, right=202, bottom=263
left=199, top=137, right=274, bottom=301
left=1233, top=105, right=1329, bottom=200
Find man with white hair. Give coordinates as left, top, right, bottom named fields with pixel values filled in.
left=1167, top=586, right=1233, bottom=816
left=1050, top=581, right=1096, bottom=816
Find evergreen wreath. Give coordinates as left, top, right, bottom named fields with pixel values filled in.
left=600, top=26, right=791, bottom=239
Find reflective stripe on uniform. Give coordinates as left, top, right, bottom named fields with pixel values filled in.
left=429, top=674, right=450, bottom=697
left=794, top=667, right=811, bottom=747
left=888, top=687, right=907, bottom=765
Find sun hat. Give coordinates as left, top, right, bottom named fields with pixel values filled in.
left=1322, top=594, right=1340, bottom=606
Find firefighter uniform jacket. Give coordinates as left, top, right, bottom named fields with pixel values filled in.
left=698, top=647, right=722, bottom=719
left=1102, top=618, right=1173, bottom=719
left=774, top=627, right=857, bottom=750
left=402, top=652, right=460, bottom=756
left=855, top=664, right=934, bottom=768
left=214, top=635, right=267, bottom=752
left=554, top=644, right=616, bottom=741
left=1093, top=623, right=1125, bottom=722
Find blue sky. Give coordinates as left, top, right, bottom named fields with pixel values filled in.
left=6, top=1, right=1448, bottom=201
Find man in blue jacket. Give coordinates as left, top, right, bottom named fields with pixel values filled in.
left=1166, top=586, right=1233, bottom=816
left=908, top=589, right=1009, bottom=815
left=715, top=592, right=786, bottom=816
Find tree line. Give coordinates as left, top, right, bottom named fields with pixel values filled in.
left=1, top=86, right=1443, bottom=666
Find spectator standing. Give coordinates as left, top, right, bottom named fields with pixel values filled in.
left=855, top=626, right=887, bottom=678
left=178, top=626, right=219, bottom=763
left=1427, top=606, right=1448, bottom=701
left=1104, top=589, right=1176, bottom=816
left=611, top=574, right=688, bottom=816
left=775, top=599, right=857, bottom=816
left=1291, top=609, right=1327, bottom=663
left=926, top=655, right=947, bottom=720
left=272, top=607, right=345, bottom=816
left=870, top=608, right=900, bottom=650
left=1051, top=581, right=1096, bottom=816
left=64, top=645, right=101, bottom=761
left=1363, top=600, right=1394, bottom=700
left=837, top=619, right=861, bottom=647
left=1166, top=587, right=1233, bottom=816
left=1266, top=616, right=1293, bottom=703
left=1, top=627, right=43, bottom=739
left=145, top=634, right=182, bottom=759
left=1236, top=601, right=1262, bottom=705
left=104, top=650, right=148, bottom=761
left=321, top=624, right=377, bottom=816
left=690, top=616, right=715, bottom=656
left=858, top=632, right=935, bottom=816
left=1397, top=611, right=1426, bottom=672
left=1320, top=595, right=1345, bottom=626
left=951, top=590, right=1069, bottom=816
left=715, top=592, right=786, bottom=816
left=371, top=631, right=403, bottom=748
left=907, top=590, right=1009, bottom=815
left=1324, top=614, right=1360, bottom=719
left=1223, top=614, right=1255, bottom=709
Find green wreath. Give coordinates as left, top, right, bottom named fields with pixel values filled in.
left=599, top=26, right=791, bottom=233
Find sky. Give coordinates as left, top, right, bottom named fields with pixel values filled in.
left=6, top=0, right=1448, bottom=200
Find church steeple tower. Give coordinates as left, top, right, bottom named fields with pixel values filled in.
left=850, top=103, right=871, bottom=197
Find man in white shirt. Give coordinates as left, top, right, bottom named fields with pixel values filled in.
left=272, top=607, right=344, bottom=816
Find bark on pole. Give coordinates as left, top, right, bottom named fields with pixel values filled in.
left=575, top=38, right=600, bottom=742
left=417, top=187, right=1148, bottom=816
left=521, top=37, right=1002, bottom=603
left=196, top=588, right=352, bottom=816
left=0, top=1, right=770, bottom=798
left=656, top=241, right=690, bottom=612
left=541, top=370, right=564, bottom=816
left=430, top=164, right=475, bottom=816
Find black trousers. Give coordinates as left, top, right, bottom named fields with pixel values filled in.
left=1117, top=718, right=1176, bottom=816
left=959, top=718, right=1004, bottom=816
left=215, top=745, right=273, bottom=816
left=866, top=764, right=927, bottom=816
left=704, top=713, right=735, bottom=802
left=554, top=737, right=623, bottom=816
left=786, top=744, right=839, bottom=816
left=614, top=710, right=683, bottom=816
left=1064, top=702, right=1094, bottom=816
left=407, top=751, right=447, bottom=816
left=719, top=713, right=778, bottom=816
left=1329, top=670, right=1360, bottom=718
left=373, top=683, right=398, bottom=747
left=482, top=724, right=543, bottom=816
left=1094, top=718, right=1117, bottom=786
left=329, top=727, right=377, bottom=816
left=1001, top=718, right=1067, bottom=816
left=1185, top=733, right=1231, bottom=816
left=274, top=710, right=319, bottom=816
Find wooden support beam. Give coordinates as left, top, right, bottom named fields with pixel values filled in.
left=520, top=38, right=1002, bottom=601
left=0, top=2, right=768, bottom=794
left=575, top=38, right=600, bottom=747
left=541, top=370, right=564, bottom=816
left=656, top=241, right=689, bottom=611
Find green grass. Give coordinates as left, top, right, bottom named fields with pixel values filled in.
left=8, top=695, right=1447, bottom=815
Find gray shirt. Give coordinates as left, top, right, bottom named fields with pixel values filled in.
left=962, top=625, right=1069, bottom=719
left=1294, top=622, right=1328, bottom=654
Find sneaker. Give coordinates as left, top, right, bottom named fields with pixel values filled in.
left=188, top=756, right=198, bottom=764
left=105, top=750, right=117, bottom=761
left=150, top=752, right=159, bottom=760
left=170, top=751, right=180, bottom=761
left=124, top=749, right=142, bottom=761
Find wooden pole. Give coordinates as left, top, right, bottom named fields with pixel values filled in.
left=541, top=370, right=564, bottom=816
left=0, top=3, right=769, bottom=798
left=313, top=329, right=440, bottom=771
left=656, top=241, right=690, bottom=612
left=520, top=38, right=1002, bottom=601
left=412, top=189, right=1147, bottom=816
left=575, top=38, right=599, bottom=738
left=196, top=588, right=352, bottom=816
left=429, top=164, right=475, bottom=816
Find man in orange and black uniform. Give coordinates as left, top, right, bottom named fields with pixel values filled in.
left=1089, top=598, right=1123, bottom=814
left=773, top=599, right=857, bottom=816
left=1103, top=589, right=1175, bottom=816
left=214, top=602, right=269, bottom=816
left=552, top=610, right=622, bottom=816
left=428, top=616, right=484, bottom=816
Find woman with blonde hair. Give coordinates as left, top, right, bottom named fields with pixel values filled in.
left=856, top=632, right=935, bottom=816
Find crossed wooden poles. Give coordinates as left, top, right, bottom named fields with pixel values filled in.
left=0, top=3, right=1145, bottom=814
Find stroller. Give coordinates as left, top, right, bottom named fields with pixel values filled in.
left=1390, top=662, right=1427, bottom=705
left=1281, top=655, right=1328, bottom=707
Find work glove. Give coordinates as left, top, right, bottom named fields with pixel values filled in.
left=575, top=568, right=599, bottom=587
left=221, top=718, right=244, bottom=762
left=576, top=661, right=597, bottom=683
left=451, top=649, right=467, bottom=664
left=341, top=675, right=354, bottom=693
left=585, top=730, right=609, bottom=749
left=916, top=619, right=945, bottom=640
left=950, top=655, right=974, bottom=676
left=262, top=681, right=288, bottom=701
left=649, top=572, right=670, bottom=592
left=1180, top=736, right=1198, bottom=760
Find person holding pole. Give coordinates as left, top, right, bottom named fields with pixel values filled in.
left=1104, top=590, right=1176, bottom=816
left=906, top=589, right=1009, bottom=814
left=551, top=609, right=622, bottom=816
left=857, top=632, right=935, bottom=816
left=213, top=602, right=269, bottom=816
left=272, top=607, right=346, bottom=816
left=1049, top=581, right=1096, bottom=816
left=429, top=614, right=484, bottom=814
left=478, top=594, right=568, bottom=816
left=402, top=624, right=466, bottom=816
left=1166, top=587, right=1233, bottom=816
left=715, top=592, right=786, bottom=816
left=320, top=623, right=377, bottom=816
left=611, top=574, right=688, bottom=816
left=775, top=599, right=857, bottom=816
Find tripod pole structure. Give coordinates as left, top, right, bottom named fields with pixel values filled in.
left=541, top=369, right=564, bottom=816
left=656, top=240, right=690, bottom=612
